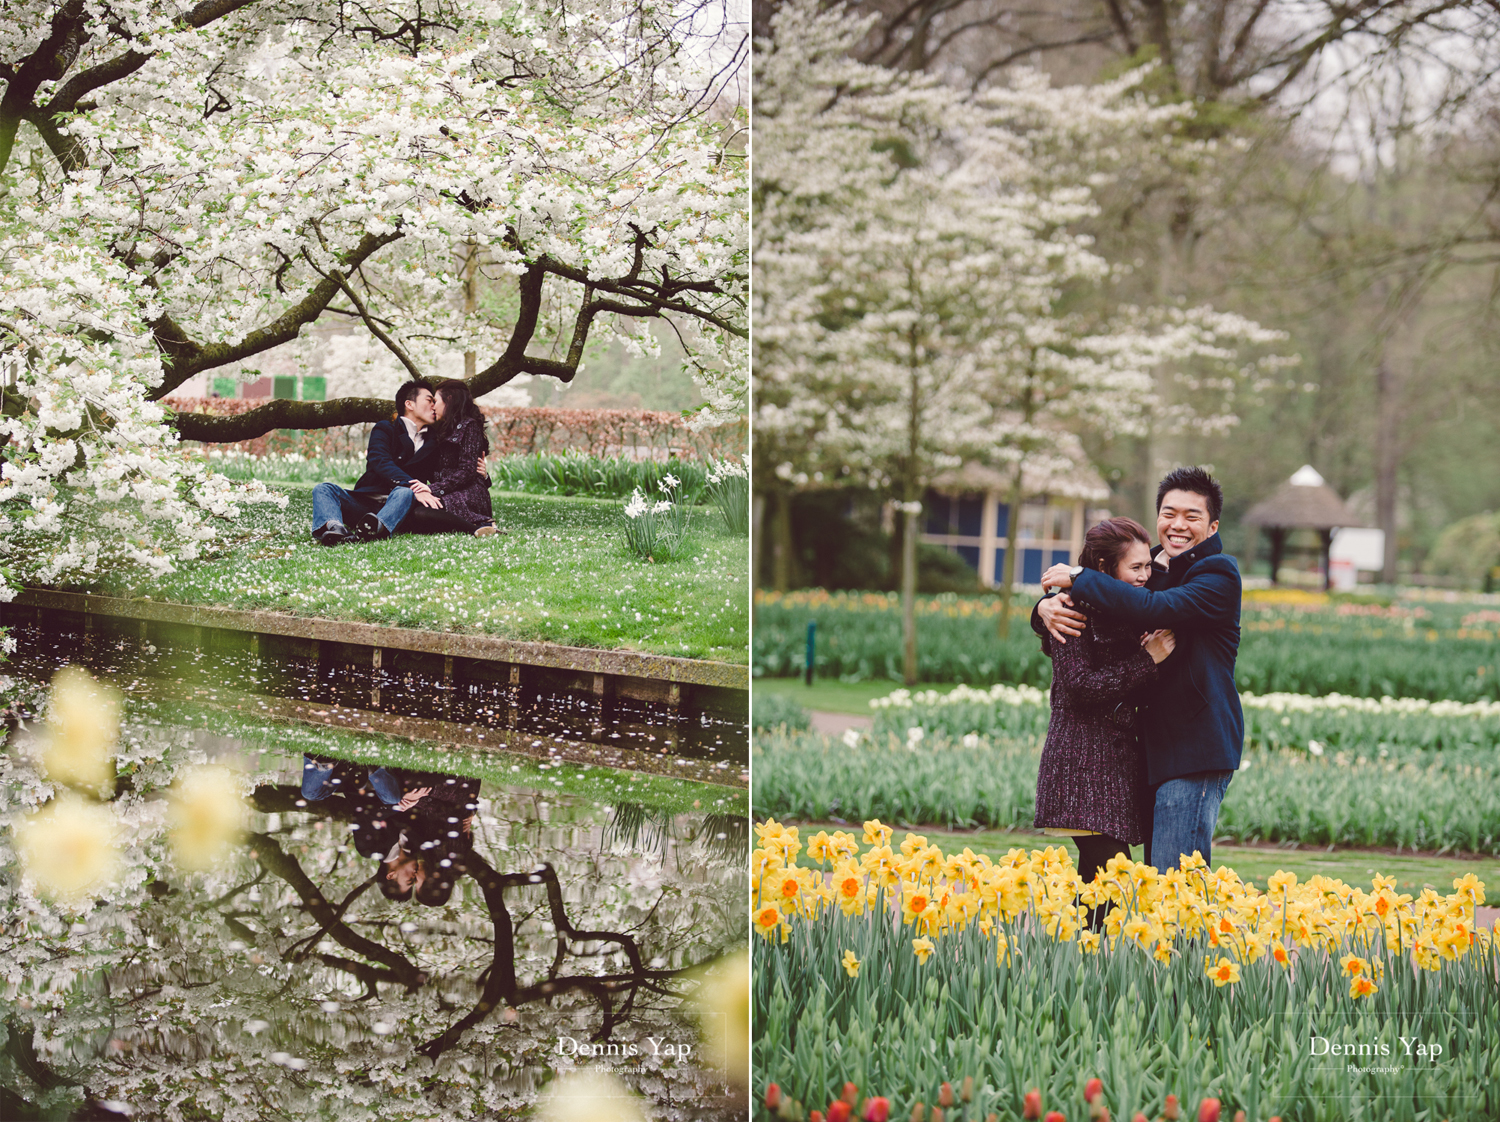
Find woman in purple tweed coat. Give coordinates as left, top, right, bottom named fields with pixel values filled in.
left=416, top=379, right=499, bottom=536
left=1035, top=517, right=1176, bottom=892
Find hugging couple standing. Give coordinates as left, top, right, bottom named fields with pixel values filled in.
left=311, top=378, right=501, bottom=546
left=1031, top=466, right=1244, bottom=895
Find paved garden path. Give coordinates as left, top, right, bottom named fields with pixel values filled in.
left=810, top=709, right=873, bottom=736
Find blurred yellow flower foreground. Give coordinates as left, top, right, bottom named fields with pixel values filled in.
left=690, top=948, right=749, bottom=1090
left=40, top=665, right=120, bottom=795
left=14, top=793, right=122, bottom=903
left=169, top=766, right=248, bottom=870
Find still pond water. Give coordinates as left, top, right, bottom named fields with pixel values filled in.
left=0, top=628, right=748, bottom=1121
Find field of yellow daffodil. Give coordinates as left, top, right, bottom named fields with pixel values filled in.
left=752, top=820, right=1500, bottom=1122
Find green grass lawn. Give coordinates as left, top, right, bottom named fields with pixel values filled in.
left=86, top=487, right=749, bottom=663
left=781, top=821, right=1500, bottom=897
left=753, top=675, right=937, bottom=715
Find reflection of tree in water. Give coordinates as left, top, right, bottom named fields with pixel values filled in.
left=250, top=783, right=713, bottom=1055
left=604, top=800, right=673, bottom=858
left=2, top=764, right=744, bottom=1121
left=605, top=803, right=749, bottom=866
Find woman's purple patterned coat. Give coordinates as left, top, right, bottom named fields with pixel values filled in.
left=428, top=416, right=495, bottom=530
left=1033, top=600, right=1158, bottom=844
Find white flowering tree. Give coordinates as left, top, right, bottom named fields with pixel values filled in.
left=754, top=0, right=1290, bottom=677
left=0, top=0, right=747, bottom=595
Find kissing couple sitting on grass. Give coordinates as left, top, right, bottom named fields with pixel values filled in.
left=310, top=378, right=503, bottom=546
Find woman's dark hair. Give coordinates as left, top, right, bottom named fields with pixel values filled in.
left=1077, top=517, right=1152, bottom=576
left=1156, top=466, right=1224, bottom=524
left=430, top=379, right=486, bottom=446
left=415, top=873, right=456, bottom=907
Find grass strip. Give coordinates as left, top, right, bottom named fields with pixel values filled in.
left=85, top=487, right=748, bottom=663
left=138, top=697, right=748, bottom=818
left=753, top=728, right=1500, bottom=855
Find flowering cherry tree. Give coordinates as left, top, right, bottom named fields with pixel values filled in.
left=753, top=0, right=1290, bottom=674
left=0, top=0, right=747, bottom=594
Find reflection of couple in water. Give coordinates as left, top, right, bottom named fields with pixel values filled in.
left=301, top=755, right=480, bottom=906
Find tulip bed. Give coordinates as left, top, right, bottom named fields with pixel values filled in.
left=753, top=728, right=1500, bottom=854
left=751, top=822, right=1500, bottom=1122
left=754, top=682, right=1500, bottom=853
left=753, top=590, right=1500, bottom=700
left=863, top=684, right=1500, bottom=756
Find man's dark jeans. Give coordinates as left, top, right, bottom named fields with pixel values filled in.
left=1145, top=770, right=1234, bottom=871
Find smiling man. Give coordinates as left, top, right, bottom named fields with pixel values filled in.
left=1033, top=466, right=1244, bottom=871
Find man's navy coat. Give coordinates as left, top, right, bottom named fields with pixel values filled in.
left=351, top=418, right=439, bottom=496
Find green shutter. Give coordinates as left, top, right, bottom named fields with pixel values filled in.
left=211, top=376, right=238, bottom=398
left=301, top=376, right=327, bottom=401
left=272, top=376, right=297, bottom=399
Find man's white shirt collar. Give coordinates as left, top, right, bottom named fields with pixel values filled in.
left=401, top=415, right=425, bottom=452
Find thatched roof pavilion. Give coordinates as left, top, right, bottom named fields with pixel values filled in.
left=1243, top=465, right=1365, bottom=588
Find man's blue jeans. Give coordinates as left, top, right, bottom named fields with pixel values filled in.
left=310, top=482, right=414, bottom=538
left=1149, top=770, right=1234, bottom=871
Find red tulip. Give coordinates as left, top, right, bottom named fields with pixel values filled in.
left=940, top=1083, right=954, bottom=1108
left=766, top=1085, right=782, bottom=1111
left=1163, top=1095, right=1181, bottom=1121
left=1024, top=1090, right=1043, bottom=1120
left=932, top=1110, right=944, bottom=1122
left=828, top=1103, right=852, bottom=1122
left=843, top=1084, right=860, bottom=1106
left=909, top=1105, right=925, bottom=1122
left=1232, top=1112, right=1246, bottom=1122
left=1045, top=1112, right=1067, bottom=1122
left=1085, top=1080, right=1103, bottom=1104
left=1197, top=1099, right=1221, bottom=1122
left=1133, top=1115, right=1148, bottom=1122
left=811, top=1113, right=824, bottom=1122
left=864, top=1097, right=891, bottom=1122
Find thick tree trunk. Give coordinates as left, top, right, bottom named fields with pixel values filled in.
left=463, top=242, right=479, bottom=380
left=170, top=396, right=393, bottom=442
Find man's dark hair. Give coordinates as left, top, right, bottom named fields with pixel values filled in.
left=394, top=379, right=434, bottom=419
left=1156, top=466, right=1223, bottom=524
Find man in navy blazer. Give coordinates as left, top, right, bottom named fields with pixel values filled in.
left=1034, top=466, right=1243, bottom=871
left=311, top=379, right=443, bottom=545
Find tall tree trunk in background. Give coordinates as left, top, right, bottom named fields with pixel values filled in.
left=1137, top=417, right=1157, bottom=529
left=1375, top=354, right=1403, bottom=584
left=997, top=353, right=1038, bottom=637
left=900, top=344, right=922, bottom=684
left=902, top=502, right=918, bottom=684
left=771, top=490, right=795, bottom=591
left=996, top=460, right=1026, bottom=638
left=751, top=490, right=766, bottom=590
